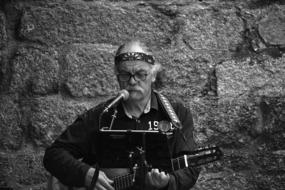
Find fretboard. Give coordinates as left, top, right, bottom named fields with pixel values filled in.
left=171, top=147, right=222, bottom=171
left=112, top=173, right=134, bottom=190
left=109, top=146, right=222, bottom=190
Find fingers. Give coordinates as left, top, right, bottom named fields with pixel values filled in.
left=151, top=169, right=169, bottom=180
left=101, top=171, right=114, bottom=184
left=94, top=171, right=114, bottom=190
left=146, top=169, right=170, bottom=188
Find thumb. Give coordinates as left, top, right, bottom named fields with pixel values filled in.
left=102, top=172, right=113, bottom=183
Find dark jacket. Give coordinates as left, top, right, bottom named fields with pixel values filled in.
left=43, top=91, right=200, bottom=190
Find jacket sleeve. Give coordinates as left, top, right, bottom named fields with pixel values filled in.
left=166, top=102, right=200, bottom=190
left=43, top=110, right=97, bottom=187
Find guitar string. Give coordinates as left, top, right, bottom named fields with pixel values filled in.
left=113, top=147, right=218, bottom=189
left=113, top=173, right=134, bottom=190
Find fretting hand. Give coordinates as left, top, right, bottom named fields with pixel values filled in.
left=146, top=168, right=170, bottom=189
left=86, top=168, right=114, bottom=190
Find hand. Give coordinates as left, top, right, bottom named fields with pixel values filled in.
left=86, top=168, right=114, bottom=190
left=146, top=168, right=170, bottom=189
left=92, top=170, right=114, bottom=190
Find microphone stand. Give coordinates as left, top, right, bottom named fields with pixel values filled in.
left=108, top=109, right=118, bottom=130
left=135, top=132, right=148, bottom=190
left=99, top=107, right=118, bottom=130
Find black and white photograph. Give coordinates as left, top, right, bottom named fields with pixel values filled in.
left=0, top=0, right=284, bottom=189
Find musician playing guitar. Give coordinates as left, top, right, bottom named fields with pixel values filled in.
left=43, top=40, right=201, bottom=190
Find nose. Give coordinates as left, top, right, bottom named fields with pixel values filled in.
left=128, top=75, right=137, bottom=85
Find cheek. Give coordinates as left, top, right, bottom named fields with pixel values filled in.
left=118, top=81, right=127, bottom=89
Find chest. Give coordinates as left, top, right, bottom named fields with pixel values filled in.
left=103, top=110, right=169, bottom=131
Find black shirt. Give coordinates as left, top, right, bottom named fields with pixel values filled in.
left=43, top=91, right=200, bottom=190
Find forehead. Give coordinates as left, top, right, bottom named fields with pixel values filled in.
left=116, top=61, right=152, bottom=72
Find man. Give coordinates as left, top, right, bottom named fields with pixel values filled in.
left=43, top=40, right=200, bottom=190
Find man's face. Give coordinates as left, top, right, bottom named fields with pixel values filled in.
left=116, top=61, right=155, bottom=101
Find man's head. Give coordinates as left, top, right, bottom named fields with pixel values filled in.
left=114, top=40, right=161, bottom=101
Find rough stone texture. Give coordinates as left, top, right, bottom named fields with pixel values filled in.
left=156, top=48, right=214, bottom=100
left=0, top=11, right=7, bottom=92
left=193, top=96, right=285, bottom=189
left=0, top=95, right=23, bottom=150
left=253, top=96, right=285, bottom=136
left=258, top=6, right=285, bottom=46
left=217, top=55, right=285, bottom=99
left=63, top=43, right=119, bottom=97
left=195, top=95, right=285, bottom=147
left=19, top=1, right=174, bottom=49
left=9, top=46, right=59, bottom=95
left=28, top=95, right=100, bottom=147
left=0, top=11, right=7, bottom=49
left=192, top=169, right=249, bottom=190
left=0, top=0, right=285, bottom=189
left=0, top=148, right=48, bottom=189
left=181, top=7, right=244, bottom=52
left=0, top=51, right=4, bottom=91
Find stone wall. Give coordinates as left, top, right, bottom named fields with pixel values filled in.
left=0, top=0, right=284, bottom=189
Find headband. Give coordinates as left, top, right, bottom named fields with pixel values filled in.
left=115, top=52, right=155, bottom=65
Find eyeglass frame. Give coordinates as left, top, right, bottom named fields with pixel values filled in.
left=116, top=71, right=150, bottom=82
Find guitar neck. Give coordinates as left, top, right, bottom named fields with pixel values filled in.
left=112, top=173, right=135, bottom=190
left=110, top=146, right=222, bottom=190
left=171, top=146, right=222, bottom=171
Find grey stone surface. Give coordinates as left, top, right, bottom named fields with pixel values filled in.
left=62, top=43, right=118, bottom=97
left=258, top=6, right=285, bottom=46
left=0, top=0, right=285, bottom=189
left=181, top=7, right=244, bottom=51
left=0, top=149, right=47, bottom=188
left=9, top=46, right=59, bottom=95
left=19, top=1, right=174, bottom=49
left=156, top=48, right=214, bottom=100
left=29, top=95, right=100, bottom=146
left=217, top=55, right=285, bottom=99
left=0, top=11, right=7, bottom=49
left=192, top=169, right=249, bottom=190
left=0, top=95, right=23, bottom=150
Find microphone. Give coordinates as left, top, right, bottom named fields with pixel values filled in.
left=103, top=90, right=129, bottom=113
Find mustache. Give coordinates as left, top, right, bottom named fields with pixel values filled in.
left=126, top=88, right=141, bottom=91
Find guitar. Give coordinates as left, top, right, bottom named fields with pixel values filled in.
left=47, top=145, right=223, bottom=190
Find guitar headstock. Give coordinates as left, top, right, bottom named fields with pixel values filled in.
left=177, top=145, right=223, bottom=167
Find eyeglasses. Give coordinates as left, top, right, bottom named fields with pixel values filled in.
left=117, top=71, right=149, bottom=82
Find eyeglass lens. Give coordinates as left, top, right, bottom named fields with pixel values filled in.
left=118, top=72, right=148, bottom=81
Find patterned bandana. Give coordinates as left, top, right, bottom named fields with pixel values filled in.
left=115, top=52, right=155, bottom=65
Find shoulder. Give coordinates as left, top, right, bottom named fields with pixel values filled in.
left=155, top=91, right=188, bottom=111
left=80, top=98, right=114, bottom=120
left=170, top=97, right=193, bottom=119
left=154, top=91, right=193, bottom=119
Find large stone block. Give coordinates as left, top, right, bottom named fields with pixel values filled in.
left=0, top=149, right=47, bottom=189
left=156, top=48, right=214, bottom=100
left=189, top=97, right=220, bottom=145
left=215, top=95, right=285, bottom=146
left=62, top=43, right=118, bottom=97
left=28, top=95, right=100, bottom=146
left=0, top=11, right=7, bottom=49
left=18, top=1, right=174, bottom=49
left=189, top=96, right=256, bottom=147
left=181, top=7, right=244, bottom=51
left=192, top=94, right=285, bottom=148
left=0, top=95, right=23, bottom=150
left=192, top=169, right=250, bottom=190
left=217, top=55, right=285, bottom=98
left=9, top=46, right=59, bottom=95
left=248, top=147, right=285, bottom=190
left=252, top=96, right=285, bottom=137
left=258, top=6, right=285, bottom=46
left=215, top=98, right=257, bottom=147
